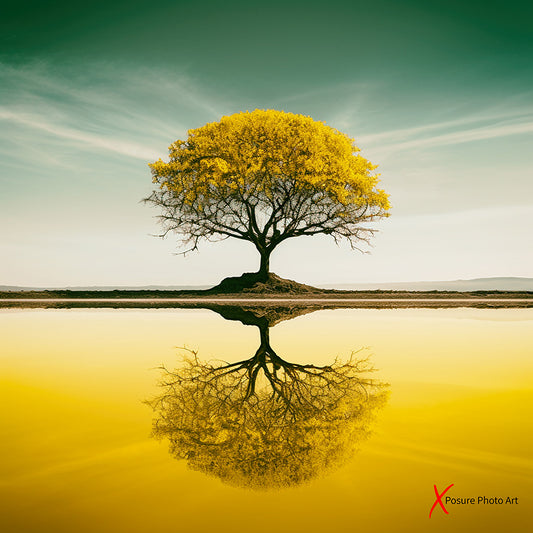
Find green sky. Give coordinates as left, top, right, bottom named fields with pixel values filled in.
left=1, top=0, right=532, bottom=286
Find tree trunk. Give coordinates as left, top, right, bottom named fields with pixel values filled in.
left=257, top=248, right=270, bottom=282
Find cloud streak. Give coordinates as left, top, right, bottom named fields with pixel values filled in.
left=375, top=119, right=533, bottom=152
left=355, top=105, right=533, bottom=154
left=0, top=108, right=162, bottom=161
left=0, top=62, right=229, bottom=164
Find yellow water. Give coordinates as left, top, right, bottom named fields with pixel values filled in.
left=1, top=308, right=531, bottom=532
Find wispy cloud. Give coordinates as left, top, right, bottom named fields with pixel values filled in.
left=308, top=80, right=533, bottom=155
left=358, top=108, right=531, bottom=143
left=0, top=108, right=163, bottom=160
left=0, top=62, right=228, bottom=164
left=351, top=103, right=533, bottom=155
left=367, top=117, right=533, bottom=153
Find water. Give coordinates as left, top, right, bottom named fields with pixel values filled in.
left=1, top=307, right=532, bottom=532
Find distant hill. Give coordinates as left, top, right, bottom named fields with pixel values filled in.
left=1, top=277, right=532, bottom=292
left=319, top=277, right=533, bottom=291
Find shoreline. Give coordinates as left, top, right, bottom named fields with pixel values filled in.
left=1, top=297, right=532, bottom=309
left=1, top=290, right=532, bottom=299
left=1, top=297, right=532, bottom=302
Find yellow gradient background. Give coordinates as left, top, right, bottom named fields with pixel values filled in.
left=1, top=308, right=532, bottom=532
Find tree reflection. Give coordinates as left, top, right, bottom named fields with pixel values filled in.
left=148, top=306, right=388, bottom=489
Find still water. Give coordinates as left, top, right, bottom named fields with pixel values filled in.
left=1, top=307, right=532, bottom=532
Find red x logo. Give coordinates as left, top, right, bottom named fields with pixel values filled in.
left=429, top=484, right=454, bottom=518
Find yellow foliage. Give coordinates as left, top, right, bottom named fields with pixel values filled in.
left=146, top=110, right=390, bottom=265
left=150, top=349, right=388, bottom=490
left=149, top=109, right=390, bottom=211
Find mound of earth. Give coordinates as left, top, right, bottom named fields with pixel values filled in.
left=205, top=272, right=327, bottom=295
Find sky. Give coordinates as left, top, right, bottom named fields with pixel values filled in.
left=1, top=0, right=532, bottom=287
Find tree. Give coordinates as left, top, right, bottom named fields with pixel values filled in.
left=146, top=110, right=390, bottom=282
left=147, top=305, right=389, bottom=489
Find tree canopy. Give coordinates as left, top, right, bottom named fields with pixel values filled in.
left=147, top=110, right=390, bottom=281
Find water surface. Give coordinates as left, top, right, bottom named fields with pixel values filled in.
left=1, top=308, right=531, bottom=532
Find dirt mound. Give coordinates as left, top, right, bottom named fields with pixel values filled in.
left=206, top=272, right=326, bottom=295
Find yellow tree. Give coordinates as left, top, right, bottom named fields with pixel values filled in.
left=147, top=110, right=390, bottom=283
left=148, top=336, right=388, bottom=489
left=147, top=305, right=389, bottom=489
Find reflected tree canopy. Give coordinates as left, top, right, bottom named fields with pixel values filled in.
left=148, top=306, right=388, bottom=489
